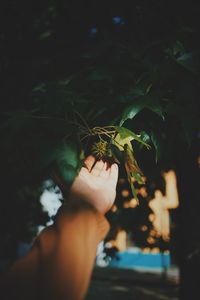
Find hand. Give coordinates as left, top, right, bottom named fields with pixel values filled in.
left=69, top=156, right=119, bottom=214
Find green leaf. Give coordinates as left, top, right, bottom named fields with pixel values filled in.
left=165, top=41, right=200, bottom=74
left=114, top=126, right=151, bottom=149
left=124, top=144, right=143, bottom=176
left=120, top=97, right=165, bottom=126
left=177, top=52, right=199, bottom=74
left=139, top=130, right=151, bottom=144
left=129, top=178, right=139, bottom=204
left=56, top=163, right=77, bottom=186
left=55, top=142, right=80, bottom=185
left=110, top=143, right=124, bottom=163
left=39, top=30, right=52, bottom=40
left=55, top=142, right=79, bottom=169
left=131, top=172, right=145, bottom=184
left=120, top=103, right=145, bottom=126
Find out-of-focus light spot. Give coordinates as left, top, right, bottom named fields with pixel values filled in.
left=131, top=177, right=136, bottom=183
left=150, top=229, right=156, bottom=236
left=141, top=225, right=148, bottom=232
left=39, top=30, right=52, bottom=40
left=123, top=201, right=130, bottom=208
left=105, top=240, right=116, bottom=248
left=151, top=247, right=160, bottom=253
left=111, top=205, right=118, bottom=212
left=197, top=155, right=200, bottom=168
left=123, top=199, right=138, bottom=209
left=148, top=213, right=155, bottom=222
left=112, top=16, right=122, bottom=24
left=115, top=230, right=127, bottom=251
left=138, top=186, right=148, bottom=198
left=121, top=189, right=129, bottom=197
left=142, top=247, right=150, bottom=253
left=147, top=236, right=155, bottom=244
left=112, top=16, right=125, bottom=25
left=105, top=241, right=112, bottom=248
left=40, top=189, right=62, bottom=218
left=163, top=236, right=170, bottom=242
left=119, top=178, right=126, bottom=184
left=111, top=286, right=129, bottom=292
left=88, top=26, right=98, bottom=38
left=141, top=176, right=147, bottom=183
left=129, top=198, right=138, bottom=208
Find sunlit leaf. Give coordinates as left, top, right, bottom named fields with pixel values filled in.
left=129, top=179, right=139, bottom=204
left=114, top=126, right=151, bottom=149
left=124, top=144, right=143, bottom=176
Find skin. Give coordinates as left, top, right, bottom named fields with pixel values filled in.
left=0, top=156, right=119, bottom=300
left=69, top=155, right=119, bottom=214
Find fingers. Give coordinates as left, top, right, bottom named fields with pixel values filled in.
left=84, top=155, right=96, bottom=171
left=83, top=156, right=119, bottom=186
left=99, top=162, right=110, bottom=179
left=91, top=160, right=105, bottom=176
left=108, top=163, right=119, bottom=187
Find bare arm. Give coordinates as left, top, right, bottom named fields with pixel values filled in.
left=1, top=156, right=118, bottom=300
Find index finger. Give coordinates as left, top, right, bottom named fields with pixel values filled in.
left=83, top=155, right=96, bottom=172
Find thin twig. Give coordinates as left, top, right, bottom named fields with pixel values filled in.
left=73, top=110, right=92, bottom=134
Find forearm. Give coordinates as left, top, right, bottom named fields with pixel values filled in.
left=38, top=200, right=109, bottom=300
left=1, top=199, right=109, bottom=300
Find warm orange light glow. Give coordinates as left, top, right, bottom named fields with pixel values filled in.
left=123, top=201, right=130, bottom=208
left=142, top=247, right=151, bottom=253
left=147, top=236, right=155, bottom=244
left=148, top=213, right=155, bottom=222
left=105, top=240, right=117, bottom=248
left=138, top=186, right=148, bottom=198
left=148, top=170, right=179, bottom=240
left=163, top=236, right=170, bottom=242
left=115, top=230, right=127, bottom=251
left=123, top=198, right=138, bottom=208
left=197, top=155, right=200, bottom=168
left=130, top=177, right=136, bottom=183
left=149, top=229, right=156, bottom=236
left=111, top=205, right=118, bottom=212
left=141, top=176, right=147, bottom=183
left=141, top=225, right=148, bottom=231
left=151, top=247, right=160, bottom=253
left=129, top=198, right=138, bottom=208
left=121, top=189, right=130, bottom=197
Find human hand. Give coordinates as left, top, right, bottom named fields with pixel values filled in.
left=69, top=156, right=119, bottom=214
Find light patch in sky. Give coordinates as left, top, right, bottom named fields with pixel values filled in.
left=40, top=189, right=62, bottom=218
